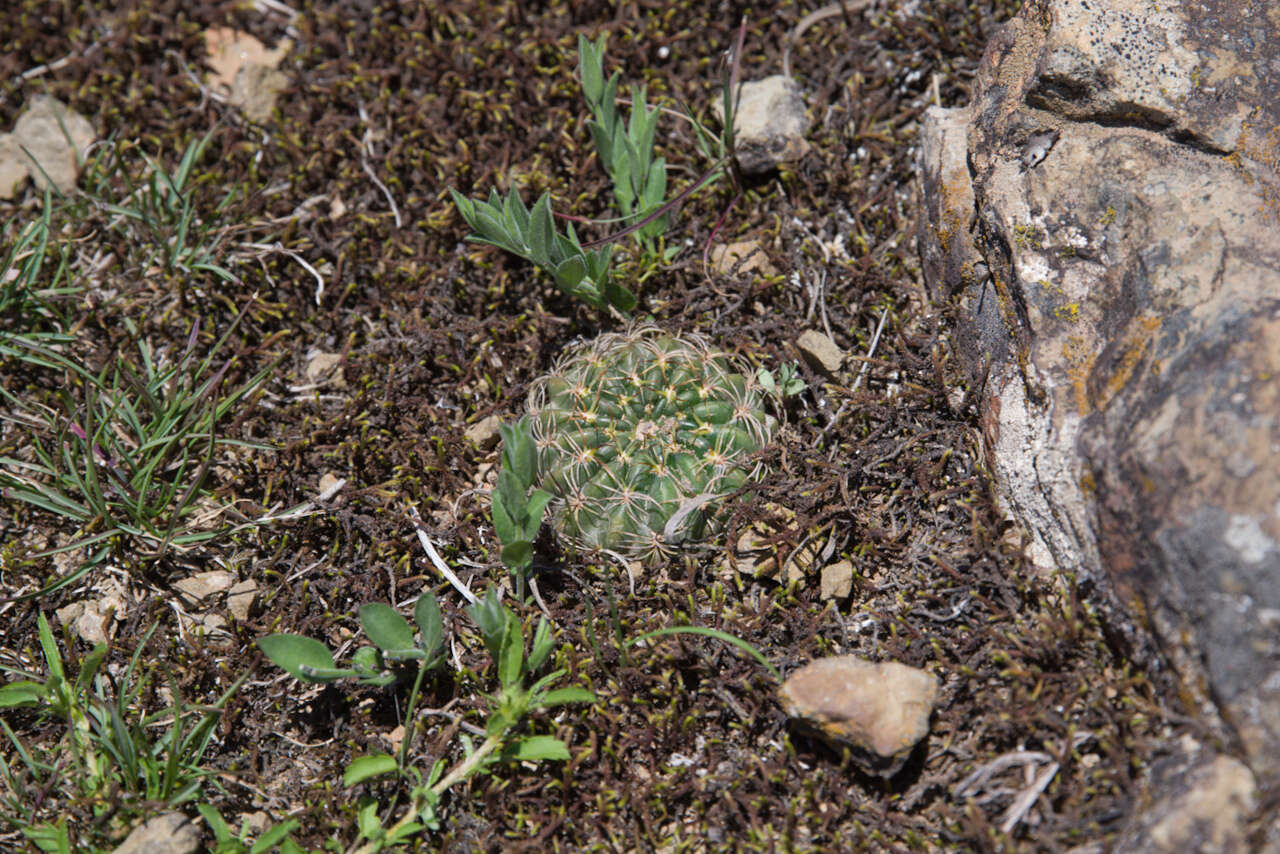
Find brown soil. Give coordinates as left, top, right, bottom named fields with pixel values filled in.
left=0, top=1, right=1197, bottom=851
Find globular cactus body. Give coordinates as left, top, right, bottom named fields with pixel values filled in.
left=527, top=324, right=777, bottom=561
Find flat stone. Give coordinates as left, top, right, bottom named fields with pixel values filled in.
left=204, top=27, right=291, bottom=90
left=226, top=579, right=258, bottom=621
left=710, top=240, right=777, bottom=277
left=779, top=655, right=938, bottom=776
left=819, top=559, right=853, bottom=600
left=230, top=64, right=290, bottom=124
left=317, top=472, right=346, bottom=500
left=0, top=134, right=28, bottom=199
left=464, top=414, right=502, bottom=451
left=726, top=504, right=823, bottom=583
left=54, top=582, right=126, bottom=646
left=111, top=812, right=200, bottom=854
left=173, top=570, right=237, bottom=604
left=795, top=330, right=844, bottom=377
left=305, top=351, right=346, bottom=388
left=713, top=76, right=810, bottom=175
left=12, top=96, right=95, bottom=193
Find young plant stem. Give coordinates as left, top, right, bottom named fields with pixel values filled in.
left=579, top=161, right=724, bottom=250
left=396, top=661, right=431, bottom=772
left=349, top=732, right=504, bottom=854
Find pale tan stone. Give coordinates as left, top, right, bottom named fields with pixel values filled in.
left=12, top=96, right=94, bottom=193
left=779, top=655, right=938, bottom=776
left=819, top=560, right=853, bottom=600
left=796, top=330, right=844, bottom=377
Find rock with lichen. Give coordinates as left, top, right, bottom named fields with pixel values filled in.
left=915, top=0, right=1280, bottom=807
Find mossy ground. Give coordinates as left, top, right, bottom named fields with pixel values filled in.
left=0, top=1, right=1199, bottom=850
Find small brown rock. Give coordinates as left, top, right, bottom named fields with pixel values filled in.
left=795, top=330, right=845, bottom=377
left=54, top=583, right=125, bottom=646
left=230, top=64, right=290, bottom=124
left=819, top=560, right=853, bottom=600
left=779, top=655, right=939, bottom=776
left=111, top=812, right=200, bottom=854
left=204, top=28, right=291, bottom=90
left=317, top=472, right=346, bottom=500
left=725, top=503, right=824, bottom=582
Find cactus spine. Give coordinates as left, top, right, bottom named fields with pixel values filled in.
left=527, top=324, right=777, bottom=561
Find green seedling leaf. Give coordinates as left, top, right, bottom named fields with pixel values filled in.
left=356, top=798, right=382, bottom=839
left=503, top=735, right=570, bottom=762
left=468, top=589, right=507, bottom=662
left=0, top=681, right=46, bottom=709
left=535, top=686, right=597, bottom=708
left=414, top=591, right=443, bottom=658
left=344, top=752, right=399, bottom=787
left=387, top=821, right=426, bottom=844
left=523, top=488, right=553, bottom=539
left=249, top=820, right=301, bottom=854
left=74, top=642, right=109, bottom=694
left=527, top=617, right=553, bottom=673
left=257, top=634, right=345, bottom=683
left=491, top=488, right=518, bottom=546
left=552, top=255, right=588, bottom=293
left=602, top=277, right=636, bottom=314
left=36, top=613, right=65, bottom=684
left=448, top=188, right=474, bottom=221
left=628, top=626, right=781, bottom=682
left=500, top=418, right=538, bottom=489
left=528, top=193, right=555, bottom=267
left=359, top=603, right=416, bottom=654
left=500, top=540, right=533, bottom=571
left=23, top=820, right=72, bottom=854
left=496, top=468, right=528, bottom=525
left=352, top=639, right=403, bottom=681
left=578, top=35, right=603, bottom=105
left=498, top=609, right=525, bottom=689
left=196, top=803, right=232, bottom=843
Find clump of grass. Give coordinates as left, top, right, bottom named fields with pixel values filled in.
left=0, top=613, right=248, bottom=851
left=0, top=309, right=274, bottom=590
left=77, top=130, right=240, bottom=292
left=0, top=129, right=279, bottom=589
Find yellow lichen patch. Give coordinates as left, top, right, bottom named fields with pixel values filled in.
left=1013, top=224, right=1045, bottom=249
left=1053, top=303, right=1081, bottom=322
left=1095, top=315, right=1163, bottom=411
left=1062, top=335, right=1098, bottom=416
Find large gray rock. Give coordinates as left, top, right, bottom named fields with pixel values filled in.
left=916, top=0, right=1280, bottom=796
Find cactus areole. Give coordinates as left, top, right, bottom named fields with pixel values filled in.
left=527, top=324, right=778, bottom=561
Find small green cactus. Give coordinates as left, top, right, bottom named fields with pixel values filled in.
left=527, top=323, right=778, bottom=562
